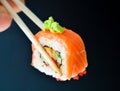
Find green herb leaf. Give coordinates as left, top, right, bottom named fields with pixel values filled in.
left=43, top=16, right=64, bottom=33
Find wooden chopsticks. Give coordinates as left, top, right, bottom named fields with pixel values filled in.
left=1, top=0, right=61, bottom=76
left=12, top=0, right=44, bottom=30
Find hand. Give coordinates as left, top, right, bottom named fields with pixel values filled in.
left=0, top=0, right=25, bottom=32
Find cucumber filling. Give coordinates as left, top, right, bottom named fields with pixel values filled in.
left=39, top=46, right=62, bottom=68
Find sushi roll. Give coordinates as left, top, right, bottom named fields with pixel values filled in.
left=31, top=17, right=88, bottom=81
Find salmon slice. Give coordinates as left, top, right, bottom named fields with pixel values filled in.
left=32, top=28, right=88, bottom=80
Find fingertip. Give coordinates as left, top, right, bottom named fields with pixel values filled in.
left=0, top=0, right=25, bottom=32
left=0, top=13, right=12, bottom=32
left=0, top=5, right=12, bottom=32
left=7, top=0, right=25, bottom=13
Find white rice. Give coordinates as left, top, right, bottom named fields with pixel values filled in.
left=32, top=37, right=69, bottom=81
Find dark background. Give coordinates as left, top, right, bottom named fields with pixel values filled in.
left=0, top=0, right=119, bottom=91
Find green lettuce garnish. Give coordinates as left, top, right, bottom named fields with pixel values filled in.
left=43, top=16, right=64, bottom=33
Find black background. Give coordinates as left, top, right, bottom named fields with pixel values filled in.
left=0, top=0, right=119, bottom=91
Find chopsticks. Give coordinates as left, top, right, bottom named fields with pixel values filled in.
left=1, top=0, right=61, bottom=76
left=12, top=0, right=44, bottom=30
